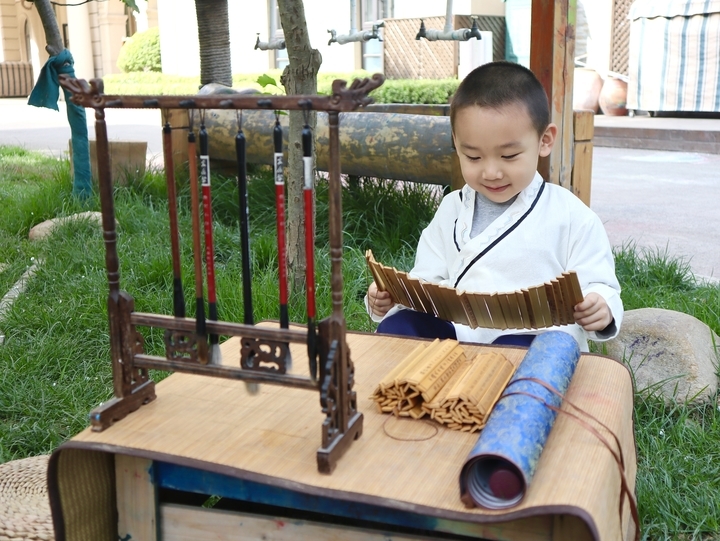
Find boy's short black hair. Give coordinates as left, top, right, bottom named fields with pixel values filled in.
left=450, top=61, right=550, bottom=136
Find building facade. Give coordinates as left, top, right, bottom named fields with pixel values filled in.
left=0, top=0, right=616, bottom=84
left=0, top=0, right=158, bottom=82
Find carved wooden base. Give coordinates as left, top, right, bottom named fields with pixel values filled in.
left=164, top=329, right=198, bottom=363
left=317, top=411, right=363, bottom=474
left=240, top=336, right=292, bottom=374
left=89, top=380, right=156, bottom=432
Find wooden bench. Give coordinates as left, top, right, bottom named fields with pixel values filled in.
left=49, top=332, right=637, bottom=541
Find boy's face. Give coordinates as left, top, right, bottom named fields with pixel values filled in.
left=452, top=103, right=556, bottom=203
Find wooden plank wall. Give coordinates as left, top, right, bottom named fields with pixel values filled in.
left=571, top=110, right=594, bottom=206
left=530, top=0, right=577, bottom=189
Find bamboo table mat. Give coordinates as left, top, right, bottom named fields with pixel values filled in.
left=64, top=330, right=636, bottom=541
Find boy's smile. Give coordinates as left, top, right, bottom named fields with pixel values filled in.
left=452, top=102, right=556, bottom=202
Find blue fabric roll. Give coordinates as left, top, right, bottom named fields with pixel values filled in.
left=459, top=331, right=580, bottom=509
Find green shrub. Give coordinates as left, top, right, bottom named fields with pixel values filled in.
left=268, top=72, right=458, bottom=104
left=370, top=79, right=460, bottom=104
left=117, top=27, right=161, bottom=73
left=103, top=71, right=460, bottom=104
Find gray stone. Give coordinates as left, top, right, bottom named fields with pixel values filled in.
left=605, top=308, right=719, bottom=403
left=28, top=211, right=104, bottom=241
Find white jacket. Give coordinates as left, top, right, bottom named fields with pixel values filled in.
left=370, top=173, right=623, bottom=351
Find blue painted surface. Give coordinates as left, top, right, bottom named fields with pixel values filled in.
left=153, top=461, right=441, bottom=532
left=460, top=331, right=580, bottom=508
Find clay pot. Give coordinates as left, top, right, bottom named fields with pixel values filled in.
left=598, top=77, right=628, bottom=116
left=573, top=68, right=603, bottom=113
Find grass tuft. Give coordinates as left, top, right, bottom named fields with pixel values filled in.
left=634, top=392, right=720, bottom=539
left=614, top=243, right=720, bottom=336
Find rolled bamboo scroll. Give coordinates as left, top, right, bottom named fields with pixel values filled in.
left=370, top=339, right=466, bottom=419
left=422, top=352, right=515, bottom=432
left=370, top=341, right=515, bottom=431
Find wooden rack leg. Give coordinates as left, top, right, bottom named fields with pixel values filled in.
left=571, top=110, right=594, bottom=206
left=316, top=109, right=363, bottom=474
left=89, top=292, right=156, bottom=431
left=316, top=318, right=363, bottom=474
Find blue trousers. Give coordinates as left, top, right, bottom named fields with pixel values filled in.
left=376, top=310, right=536, bottom=347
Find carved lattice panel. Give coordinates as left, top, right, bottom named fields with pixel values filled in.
left=383, top=16, right=457, bottom=79
left=611, top=0, right=633, bottom=75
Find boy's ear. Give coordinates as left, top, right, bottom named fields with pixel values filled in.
left=539, top=123, right=558, bottom=157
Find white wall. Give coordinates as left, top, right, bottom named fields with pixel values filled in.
left=580, top=0, right=613, bottom=73
left=471, top=0, right=505, bottom=16
left=394, top=0, right=505, bottom=19
left=157, top=0, right=517, bottom=78
left=158, top=0, right=361, bottom=77
left=232, top=0, right=362, bottom=74
left=305, top=0, right=357, bottom=72
left=228, top=1, right=271, bottom=74
left=157, top=0, right=199, bottom=76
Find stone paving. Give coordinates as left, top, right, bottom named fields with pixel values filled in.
left=592, top=146, right=720, bottom=282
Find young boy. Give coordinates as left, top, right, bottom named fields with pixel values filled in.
left=366, top=61, right=622, bottom=352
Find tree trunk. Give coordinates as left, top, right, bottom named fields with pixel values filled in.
left=277, top=0, right=322, bottom=292
left=32, top=0, right=92, bottom=199
left=194, top=0, right=232, bottom=87
left=34, top=0, right=63, bottom=55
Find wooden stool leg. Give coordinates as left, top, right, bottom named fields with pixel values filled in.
left=116, top=455, right=158, bottom=541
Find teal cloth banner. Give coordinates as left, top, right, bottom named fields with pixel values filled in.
left=28, top=49, right=92, bottom=198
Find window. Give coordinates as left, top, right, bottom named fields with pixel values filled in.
left=361, top=0, right=390, bottom=72
left=24, top=20, right=32, bottom=61
left=270, top=0, right=288, bottom=70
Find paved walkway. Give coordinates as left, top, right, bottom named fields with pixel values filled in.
left=591, top=146, right=719, bottom=282
left=595, top=114, right=720, bottom=131
left=594, top=114, right=720, bottom=155
left=0, top=98, right=718, bottom=282
left=0, top=97, right=162, bottom=166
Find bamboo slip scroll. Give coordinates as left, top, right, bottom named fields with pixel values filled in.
left=366, top=250, right=584, bottom=330
left=370, top=339, right=516, bottom=432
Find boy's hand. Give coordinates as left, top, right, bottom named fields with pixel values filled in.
left=573, top=293, right=612, bottom=332
left=368, top=281, right=395, bottom=317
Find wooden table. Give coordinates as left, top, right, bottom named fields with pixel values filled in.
left=48, top=331, right=637, bottom=541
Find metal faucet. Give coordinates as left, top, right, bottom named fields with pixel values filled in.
left=328, top=21, right=385, bottom=46
left=416, top=16, right=482, bottom=42
left=254, top=33, right=286, bottom=51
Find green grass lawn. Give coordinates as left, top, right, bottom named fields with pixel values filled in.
left=101, top=70, right=375, bottom=96
left=100, top=71, right=460, bottom=105
left=0, top=146, right=718, bottom=539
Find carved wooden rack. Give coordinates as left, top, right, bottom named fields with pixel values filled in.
left=58, top=74, right=385, bottom=474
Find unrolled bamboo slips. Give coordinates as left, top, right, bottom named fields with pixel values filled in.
left=366, top=250, right=584, bottom=330
left=371, top=339, right=515, bottom=432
